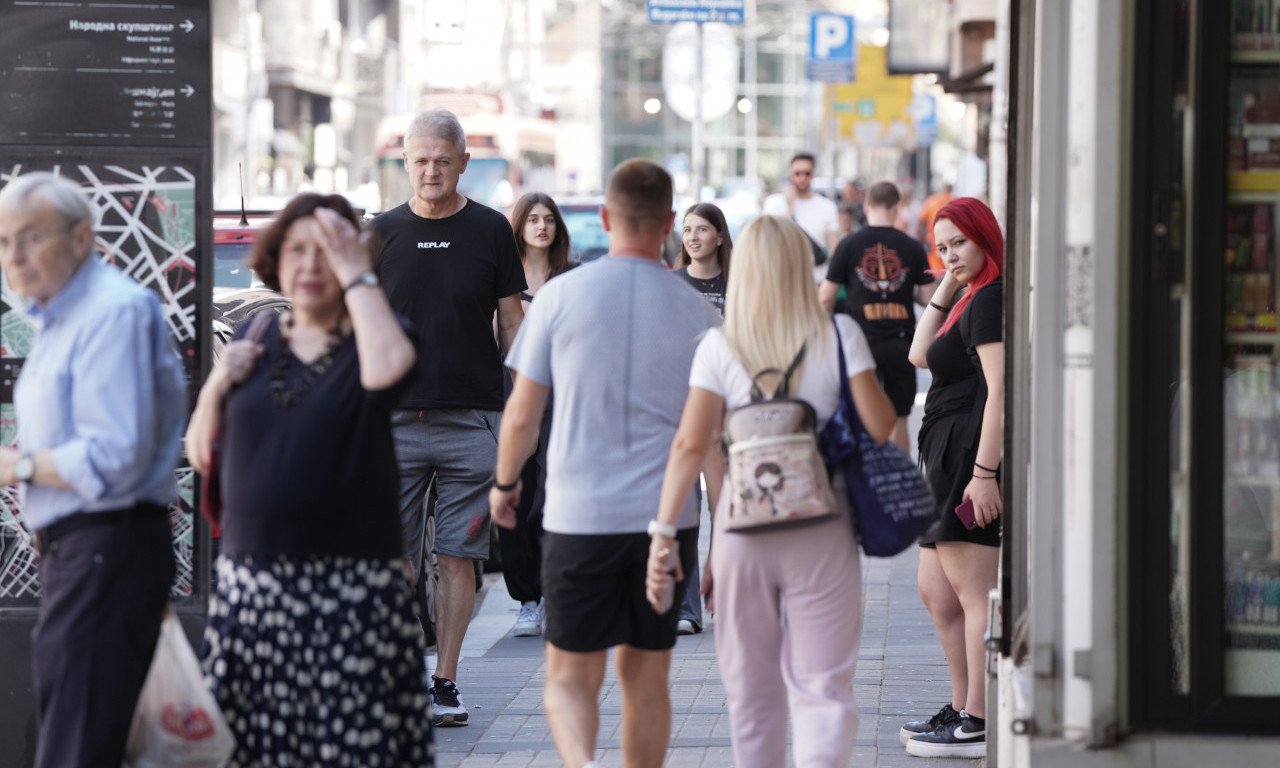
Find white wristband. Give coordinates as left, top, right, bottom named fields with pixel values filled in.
left=647, top=520, right=678, bottom=538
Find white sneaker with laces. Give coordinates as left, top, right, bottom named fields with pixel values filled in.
left=513, top=600, right=541, bottom=637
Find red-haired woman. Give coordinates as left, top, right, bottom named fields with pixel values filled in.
left=902, top=196, right=1004, bottom=759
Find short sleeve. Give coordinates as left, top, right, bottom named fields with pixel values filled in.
left=688, top=329, right=728, bottom=397
left=825, top=237, right=853, bottom=285
left=492, top=218, right=528, bottom=299
left=506, top=289, right=554, bottom=386
left=762, top=194, right=788, bottom=217
left=966, top=281, right=1003, bottom=347
left=835, top=314, right=876, bottom=377
left=910, top=242, right=936, bottom=285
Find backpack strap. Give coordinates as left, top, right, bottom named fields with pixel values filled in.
left=748, top=343, right=807, bottom=402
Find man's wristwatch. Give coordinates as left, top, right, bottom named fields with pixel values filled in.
left=14, top=453, right=34, bottom=484
left=344, top=271, right=379, bottom=293
left=647, top=520, right=678, bottom=538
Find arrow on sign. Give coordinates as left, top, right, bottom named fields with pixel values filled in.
left=181, top=84, right=195, bottom=97
left=180, top=19, right=194, bottom=33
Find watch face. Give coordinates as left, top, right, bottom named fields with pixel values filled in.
left=15, top=457, right=33, bottom=482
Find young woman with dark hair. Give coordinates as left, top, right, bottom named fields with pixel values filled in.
left=675, top=202, right=732, bottom=318
left=902, top=196, right=1005, bottom=758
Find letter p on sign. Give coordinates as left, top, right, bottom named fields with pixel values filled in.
left=811, top=13, right=853, bottom=60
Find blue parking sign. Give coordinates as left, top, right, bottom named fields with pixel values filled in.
left=807, top=13, right=855, bottom=82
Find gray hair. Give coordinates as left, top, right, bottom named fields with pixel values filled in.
left=0, top=172, right=94, bottom=227
left=407, top=109, right=466, bottom=154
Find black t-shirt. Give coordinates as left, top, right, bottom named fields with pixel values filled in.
left=220, top=316, right=414, bottom=559
left=371, top=199, right=526, bottom=410
left=826, top=226, right=934, bottom=343
left=923, top=280, right=1003, bottom=425
left=673, top=266, right=726, bottom=317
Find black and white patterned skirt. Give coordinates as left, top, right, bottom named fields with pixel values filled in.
left=203, top=555, right=434, bottom=767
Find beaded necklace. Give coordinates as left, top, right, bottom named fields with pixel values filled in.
left=266, top=312, right=345, bottom=409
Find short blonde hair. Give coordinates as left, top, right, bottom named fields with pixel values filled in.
left=723, top=215, right=831, bottom=387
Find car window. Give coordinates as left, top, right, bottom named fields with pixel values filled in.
left=562, top=209, right=610, bottom=263
left=214, top=243, right=260, bottom=289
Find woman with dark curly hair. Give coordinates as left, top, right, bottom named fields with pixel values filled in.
left=185, top=193, right=432, bottom=766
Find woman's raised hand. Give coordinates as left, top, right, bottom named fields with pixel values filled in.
left=312, top=206, right=373, bottom=288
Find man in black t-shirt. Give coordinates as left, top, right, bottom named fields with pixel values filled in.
left=370, top=108, right=527, bottom=728
left=820, top=180, right=936, bottom=453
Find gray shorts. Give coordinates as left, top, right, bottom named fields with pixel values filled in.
left=391, top=408, right=499, bottom=563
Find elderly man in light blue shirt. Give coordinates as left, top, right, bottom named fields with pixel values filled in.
left=0, top=172, right=185, bottom=768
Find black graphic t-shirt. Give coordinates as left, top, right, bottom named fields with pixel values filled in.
left=673, top=266, right=726, bottom=317
left=371, top=199, right=526, bottom=410
left=826, top=226, right=934, bottom=343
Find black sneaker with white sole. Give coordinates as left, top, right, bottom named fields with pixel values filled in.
left=905, top=711, right=986, bottom=758
left=429, top=675, right=469, bottom=727
left=899, top=703, right=961, bottom=745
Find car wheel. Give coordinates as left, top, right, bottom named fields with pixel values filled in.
left=414, top=481, right=439, bottom=647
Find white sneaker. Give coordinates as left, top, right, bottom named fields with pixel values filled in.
left=677, top=619, right=700, bottom=635
left=429, top=676, right=468, bottom=727
left=513, top=600, right=542, bottom=637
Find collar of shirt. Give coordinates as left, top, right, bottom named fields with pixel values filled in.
left=23, top=254, right=97, bottom=328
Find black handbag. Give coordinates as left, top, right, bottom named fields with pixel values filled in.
left=820, top=320, right=937, bottom=557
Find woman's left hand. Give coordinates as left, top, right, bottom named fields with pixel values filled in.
left=645, top=535, right=683, bottom=609
left=962, top=476, right=1002, bottom=527
left=312, top=206, right=373, bottom=287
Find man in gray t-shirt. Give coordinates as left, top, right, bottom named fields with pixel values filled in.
left=491, top=159, right=718, bottom=768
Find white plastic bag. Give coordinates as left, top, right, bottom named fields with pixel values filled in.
left=125, top=608, right=235, bottom=768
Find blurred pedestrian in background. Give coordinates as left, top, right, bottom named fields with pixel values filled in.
left=502, top=192, right=574, bottom=637
left=491, top=159, right=720, bottom=768
left=648, top=214, right=895, bottom=768
left=763, top=152, right=841, bottom=255
left=821, top=181, right=937, bottom=454
left=917, top=183, right=955, bottom=271
left=186, top=194, right=432, bottom=766
left=838, top=178, right=868, bottom=237
left=370, top=108, right=526, bottom=726
left=0, top=172, right=184, bottom=768
left=902, top=196, right=1004, bottom=759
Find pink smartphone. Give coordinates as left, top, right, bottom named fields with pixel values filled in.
left=954, top=499, right=979, bottom=530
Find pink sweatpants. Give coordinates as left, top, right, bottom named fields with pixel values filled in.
left=711, top=484, right=863, bottom=768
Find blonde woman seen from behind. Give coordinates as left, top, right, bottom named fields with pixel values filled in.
left=646, top=215, right=894, bottom=767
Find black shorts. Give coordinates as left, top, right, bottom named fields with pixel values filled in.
left=542, top=527, right=698, bottom=653
left=870, top=335, right=918, bottom=416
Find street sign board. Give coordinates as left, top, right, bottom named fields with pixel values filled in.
left=807, top=12, right=855, bottom=82
left=0, top=0, right=211, bottom=146
left=832, top=45, right=915, bottom=147
left=648, top=0, right=744, bottom=25
left=911, top=93, right=939, bottom=145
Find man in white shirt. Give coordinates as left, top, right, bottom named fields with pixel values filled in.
left=763, top=152, right=841, bottom=255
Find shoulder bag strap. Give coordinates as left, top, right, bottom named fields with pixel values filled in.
left=830, top=318, right=869, bottom=438
left=244, top=310, right=275, bottom=344
left=746, top=343, right=808, bottom=402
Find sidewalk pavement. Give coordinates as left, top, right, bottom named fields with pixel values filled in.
left=428, top=530, right=980, bottom=767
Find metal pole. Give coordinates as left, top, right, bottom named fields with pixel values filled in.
left=745, top=0, right=758, bottom=182
left=692, top=22, right=705, bottom=200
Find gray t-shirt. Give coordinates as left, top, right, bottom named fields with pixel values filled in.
left=506, top=255, right=721, bottom=535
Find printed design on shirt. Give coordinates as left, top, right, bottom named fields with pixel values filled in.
left=418, top=241, right=451, bottom=249
left=855, top=243, right=909, bottom=297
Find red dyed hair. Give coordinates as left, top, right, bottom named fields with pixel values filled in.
left=933, top=197, right=1004, bottom=337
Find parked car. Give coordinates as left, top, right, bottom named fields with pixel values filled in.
left=213, top=210, right=275, bottom=289
left=556, top=196, right=610, bottom=265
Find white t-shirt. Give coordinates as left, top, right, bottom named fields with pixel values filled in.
left=689, top=313, right=875, bottom=426
left=763, top=192, right=840, bottom=249
left=506, top=256, right=721, bottom=535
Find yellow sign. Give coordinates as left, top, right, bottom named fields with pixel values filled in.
left=831, top=45, right=915, bottom=147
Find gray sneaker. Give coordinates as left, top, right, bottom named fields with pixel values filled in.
left=899, top=703, right=960, bottom=745
left=429, top=676, right=469, bottom=727
left=513, top=600, right=542, bottom=637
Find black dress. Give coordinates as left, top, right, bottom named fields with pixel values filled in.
left=917, top=280, right=1003, bottom=547
left=204, top=315, right=434, bottom=767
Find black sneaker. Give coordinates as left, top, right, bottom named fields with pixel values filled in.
left=905, top=711, right=986, bottom=758
left=429, top=675, right=469, bottom=727
left=898, top=703, right=961, bottom=745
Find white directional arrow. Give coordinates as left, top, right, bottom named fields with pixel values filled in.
left=181, top=84, right=194, bottom=97
left=180, top=19, right=194, bottom=33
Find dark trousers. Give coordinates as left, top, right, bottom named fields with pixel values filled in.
left=32, top=505, right=174, bottom=768
left=499, top=409, right=549, bottom=604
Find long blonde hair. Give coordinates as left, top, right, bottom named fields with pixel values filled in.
left=723, top=215, right=831, bottom=389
